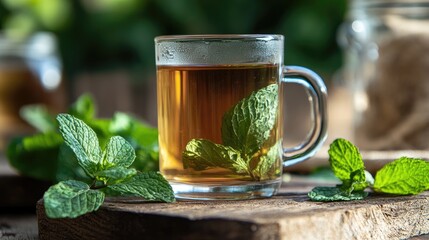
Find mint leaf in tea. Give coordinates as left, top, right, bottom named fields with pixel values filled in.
left=221, top=84, right=278, bottom=157
left=182, top=139, right=247, bottom=173
left=182, top=83, right=280, bottom=181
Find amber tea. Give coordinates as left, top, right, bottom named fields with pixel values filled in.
left=157, top=64, right=283, bottom=186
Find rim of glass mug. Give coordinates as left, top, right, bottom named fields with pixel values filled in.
left=155, top=34, right=283, bottom=42
left=155, top=34, right=284, bottom=66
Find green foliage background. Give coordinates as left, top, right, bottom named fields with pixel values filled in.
left=0, top=0, right=346, bottom=81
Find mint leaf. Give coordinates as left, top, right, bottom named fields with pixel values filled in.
left=182, top=139, right=247, bottom=174
left=110, top=112, right=159, bottom=147
left=107, top=172, right=175, bottom=202
left=339, top=169, right=370, bottom=194
left=251, top=141, right=281, bottom=181
left=328, top=138, right=365, bottom=183
left=373, top=157, right=429, bottom=195
left=109, top=112, right=159, bottom=172
left=103, top=136, right=136, bottom=169
left=57, top=114, right=102, bottom=176
left=67, top=95, right=112, bottom=144
left=56, top=144, right=91, bottom=182
left=20, top=105, right=56, bottom=133
left=44, top=180, right=105, bottom=218
left=365, top=170, right=375, bottom=186
left=221, top=84, right=278, bottom=156
left=109, top=112, right=134, bottom=135
left=133, top=148, right=159, bottom=172
left=308, top=186, right=368, bottom=202
left=7, top=132, right=63, bottom=181
left=68, top=94, right=96, bottom=121
left=94, top=167, right=137, bottom=184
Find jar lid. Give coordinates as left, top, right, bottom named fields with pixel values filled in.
left=0, top=32, right=58, bottom=59
left=350, top=0, right=429, bottom=16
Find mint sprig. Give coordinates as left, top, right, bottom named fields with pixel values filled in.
left=309, top=138, right=429, bottom=201
left=182, top=84, right=279, bottom=181
left=43, top=114, right=174, bottom=219
left=7, top=94, right=160, bottom=182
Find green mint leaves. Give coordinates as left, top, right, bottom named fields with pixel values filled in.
left=328, top=139, right=370, bottom=194
left=7, top=94, right=160, bottom=182
left=57, top=114, right=103, bottom=177
left=328, top=139, right=364, bottom=183
left=221, top=84, right=278, bottom=156
left=183, top=139, right=247, bottom=173
left=44, top=180, right=105, bottom=218
left=43, top=114, right=174, bottom=219
left=373, top=157, right=429, bottom=195
left=182, top=84, right=280, bottom=181
left=308, top=186, right=368, bottom=201
left=107, top=172, right=175, bottom=202
left=309, top=138, right=429, bottom=202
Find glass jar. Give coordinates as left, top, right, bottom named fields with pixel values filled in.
left=339, top=0, right=429, bottom=150
left=0, top=32, right=65, bottom=149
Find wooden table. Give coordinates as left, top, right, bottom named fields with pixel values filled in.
left=2, top=157, right=429, bottom=240
left=36, top=176, right=429, bottom=240
left=0, top=158, right=47, bottom=240
left=0, top=214, right=38, bottom=240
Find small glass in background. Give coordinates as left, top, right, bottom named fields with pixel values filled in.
left=0, top=32, right=66, bottom=149
left=339, top=0, right=429, bottom=151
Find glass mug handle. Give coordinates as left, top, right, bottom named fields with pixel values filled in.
left=282, top=66, right=328, bottom=167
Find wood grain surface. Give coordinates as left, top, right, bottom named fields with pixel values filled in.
left=37, top=178, right=429, bottom=240
left=0, top=215, right=38, bottom=240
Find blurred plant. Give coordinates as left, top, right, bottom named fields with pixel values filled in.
left=1, top=0, right=71, bottom=36
left=7, top=94, right=159, bottom=182
left=276, top=0, right=346, bottom=75
left=0, top=0, right=346, bottom=81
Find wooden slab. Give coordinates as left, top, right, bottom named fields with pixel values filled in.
left=0, top=215, right=38, bottom=240
left=36, top=178, right=429, bottom=240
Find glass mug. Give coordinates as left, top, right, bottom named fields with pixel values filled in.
left=155, top=35, right=327, bottom=200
